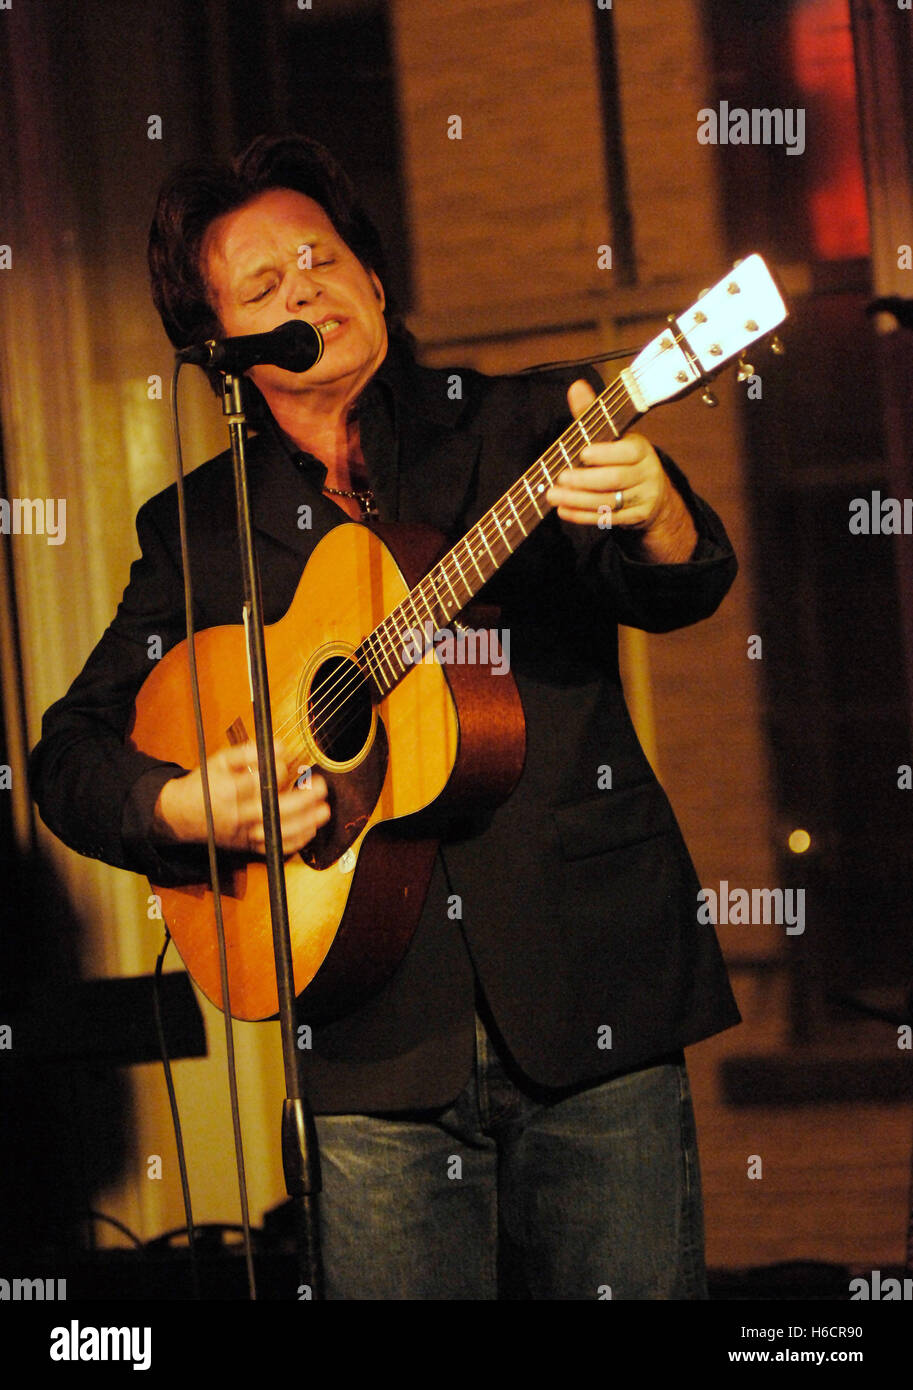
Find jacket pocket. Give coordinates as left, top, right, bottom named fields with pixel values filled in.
left=552, top=780, right=674, bottom=860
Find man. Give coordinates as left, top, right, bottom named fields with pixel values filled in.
left=30, top=133, right=740, bottom=1300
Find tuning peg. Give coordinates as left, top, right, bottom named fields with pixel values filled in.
left=698, top=287, right=710, bottom=299
left=770, top=334, right=785, bottom=355
left=737, top=357, right=754, bottom=382
left=701, top=387, right=719, bottom=407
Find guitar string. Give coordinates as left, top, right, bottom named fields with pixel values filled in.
left=273, top=332, right=691, bottom=753
left=269, top=338, right=675, bottom=749
left=268, top=319, right=756, bottom=758
left=269, top=337, right=708, bottom=759
left=270, top=373, right=635, bottom=755
left=268, top=411, right=628, bottom=762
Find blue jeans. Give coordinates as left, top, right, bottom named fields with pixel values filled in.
left=314, top=1012, right=707, bottom=1300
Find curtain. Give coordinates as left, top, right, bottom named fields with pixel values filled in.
left=0, top=1, right=289, bottom=1252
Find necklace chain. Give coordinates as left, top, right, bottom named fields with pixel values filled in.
left=323, top=483, right=378, bottom=519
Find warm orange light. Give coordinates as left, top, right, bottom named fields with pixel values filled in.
left=788, top=828, right=812, bottom=854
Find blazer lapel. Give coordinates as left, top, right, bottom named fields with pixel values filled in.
left=392, top=413, right=481, bottom=536
left=244, top=348, right=484, bottom=556
left=247, top=431, right=341, bottom=560
left=379, top=350, right=481, bottom=535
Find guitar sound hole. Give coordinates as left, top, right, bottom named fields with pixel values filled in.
left=307, top=655, right=373, bottom=765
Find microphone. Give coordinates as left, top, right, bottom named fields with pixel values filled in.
left=178, top=320, right=325, bottom=373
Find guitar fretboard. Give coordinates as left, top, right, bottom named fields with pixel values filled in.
left=355, top=370, right=642, bottom=696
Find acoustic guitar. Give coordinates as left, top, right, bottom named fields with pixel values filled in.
left=128, top=254, right=787, bottom=1021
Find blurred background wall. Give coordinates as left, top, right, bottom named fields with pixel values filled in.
left=0, top=0, right=910, bottom=1288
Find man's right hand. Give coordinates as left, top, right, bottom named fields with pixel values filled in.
left=152, top=738, right=331, bottom=855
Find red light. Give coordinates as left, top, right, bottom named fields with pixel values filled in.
left=789, top=0, right=870, bottom=260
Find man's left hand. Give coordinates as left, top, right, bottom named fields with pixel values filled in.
left=546, top=380, right=699, bottom=564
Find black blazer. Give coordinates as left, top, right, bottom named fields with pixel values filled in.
left=30, top=342, right=741, bottom=1111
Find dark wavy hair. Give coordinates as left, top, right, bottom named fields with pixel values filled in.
left=148, top=133, right=406, bottom=399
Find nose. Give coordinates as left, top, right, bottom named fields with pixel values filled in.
left=287, top=265, right=321, bottom=309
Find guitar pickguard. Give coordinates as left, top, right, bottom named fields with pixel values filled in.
left=301, top=717, right=389, bottom=870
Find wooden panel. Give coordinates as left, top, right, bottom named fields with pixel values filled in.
left=391, top=0, right=610, bottom=320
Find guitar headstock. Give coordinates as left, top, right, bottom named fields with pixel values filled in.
left=627, top=254, right=788, bottom=412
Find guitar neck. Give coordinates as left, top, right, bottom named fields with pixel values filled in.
left=357, top=368, right=645, bottom=697
left=353, top=251, right=789, bottom=696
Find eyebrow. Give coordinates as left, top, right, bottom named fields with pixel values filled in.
left=234, top=236, right=335, bottom=289
left=236, top=264, right=276, bottom=289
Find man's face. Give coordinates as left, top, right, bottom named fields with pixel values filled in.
left=202, top=187, right=388, bottom=407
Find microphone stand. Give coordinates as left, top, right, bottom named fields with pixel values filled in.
left=221, top=371, right=324, bottom=1299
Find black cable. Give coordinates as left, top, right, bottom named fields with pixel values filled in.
left=84, top=1210, right=145, bottom=1250
left=168, top=360, right=258, bottom=1300
left=151, top=929, right=201, bottom=1298
left=515, top=343, right=638, bottom=374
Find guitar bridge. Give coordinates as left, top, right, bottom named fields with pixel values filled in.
left=227, top=717, right=248, bottom=747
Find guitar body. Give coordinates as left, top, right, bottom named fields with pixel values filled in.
left=128, top=521, right=526, bottom=1021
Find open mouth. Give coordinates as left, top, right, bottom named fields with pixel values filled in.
left=315, top=317, right=345, bottom=338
